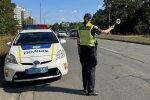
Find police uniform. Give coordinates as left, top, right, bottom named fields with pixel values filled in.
left=77, top=21, right=101, bottom=94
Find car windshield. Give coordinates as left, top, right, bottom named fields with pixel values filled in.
left=71, top=30, right=77, bottom=32
left=14, top=32, right=59, bottom=45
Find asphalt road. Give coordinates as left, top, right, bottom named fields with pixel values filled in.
left=0, top=37, right=150, bottom=100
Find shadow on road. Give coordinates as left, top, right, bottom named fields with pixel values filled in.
left=34, top=85, right=84, bottom=95
left=0, top=70, right=83, bottom=96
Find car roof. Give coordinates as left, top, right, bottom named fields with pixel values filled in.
left=20, top=29, right=53, bottom=33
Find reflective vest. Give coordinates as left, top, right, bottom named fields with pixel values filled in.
left=78, top=22, right=96, bottom=47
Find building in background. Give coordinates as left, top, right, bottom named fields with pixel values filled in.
left=14, top=5, right=36, bottom=27
left=14, top=6, right=22, bottom=26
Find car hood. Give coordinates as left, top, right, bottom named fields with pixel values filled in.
left=9, top=43, right=62, bottom=59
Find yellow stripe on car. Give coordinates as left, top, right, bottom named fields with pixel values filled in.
left=51, top=43, right=54, bottom=60
left=18, top=46, right=22, bottom=63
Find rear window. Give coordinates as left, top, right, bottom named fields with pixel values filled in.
left=14, top=32, right=59, bottom=45
left=59, top=31, right=66, bottom=33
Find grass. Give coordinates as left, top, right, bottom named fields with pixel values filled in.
left=0, top=34, right=15, bottom=68
left=98, top=34, right=150, bottom=44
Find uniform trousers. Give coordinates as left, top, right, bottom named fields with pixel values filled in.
left=79, top=45, right=97, bottom=92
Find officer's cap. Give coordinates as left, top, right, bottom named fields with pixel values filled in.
left=84, top=13, right=92, bottom=20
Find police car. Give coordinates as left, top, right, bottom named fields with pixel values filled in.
left=4, top=24, right=68, bottom=82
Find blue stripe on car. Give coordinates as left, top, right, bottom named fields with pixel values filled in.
left=21, top=44, right=51, bottom=50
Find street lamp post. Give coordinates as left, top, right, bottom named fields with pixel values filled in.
left=43, top=17, right=45, bottom=24
left=40, top=0, right=42, bottom=24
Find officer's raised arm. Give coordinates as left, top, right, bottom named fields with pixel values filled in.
left=94, top=24, right=115, bottom=35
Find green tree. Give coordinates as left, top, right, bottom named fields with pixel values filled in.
left=0, top=0, right=17, bottom=35
left=52, top=23, right=59, bottom=31
left=92, top=9, right=108, bottom=29
left=134, top=5, right=150, bottom=34
left=93, top=0, right=149, bottom=35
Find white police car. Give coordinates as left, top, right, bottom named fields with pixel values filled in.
left=4, top=25, right=68, bottom=82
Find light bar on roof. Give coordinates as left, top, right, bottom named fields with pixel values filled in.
left=22, top=24, right=50, bottom=29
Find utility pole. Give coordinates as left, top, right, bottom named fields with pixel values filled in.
left=108, top=2, right=111, bottom=28
left=40, top=0, right=41, bottom=24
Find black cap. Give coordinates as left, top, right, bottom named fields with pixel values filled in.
left=84, top=13, right=92, bottom=20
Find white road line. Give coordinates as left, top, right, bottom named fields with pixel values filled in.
left=100, top=46, right=150, bottom=65
left=100, top=46, right=119, bottom=54
left=9, top=97, right=14, bottom=100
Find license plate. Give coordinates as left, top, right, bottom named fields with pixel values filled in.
left=25, top=67, right=48, bottom=74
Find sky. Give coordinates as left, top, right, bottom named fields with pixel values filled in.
left=11, top=0, right=104, bottom=24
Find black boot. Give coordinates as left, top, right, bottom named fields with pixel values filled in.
left=87, top=90, right=99, bottom=96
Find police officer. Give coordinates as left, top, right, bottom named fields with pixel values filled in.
left=77, top=13, right=115, bottom=96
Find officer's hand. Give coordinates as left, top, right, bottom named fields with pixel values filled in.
left=110, top=24, right=115, bottom=30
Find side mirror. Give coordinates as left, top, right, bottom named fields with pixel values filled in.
left=6, top=42, right=12, bottom=47
left=60, top=39, right=66, bottom=44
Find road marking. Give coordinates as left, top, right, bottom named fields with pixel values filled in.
left=100, top=46, right=119, bottom=54
left=100, top=46, right=150, bottom=65
left=9, top=97, right=14, bottom=100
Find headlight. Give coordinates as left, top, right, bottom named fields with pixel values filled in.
left=4, top=68, right=10, bottom=77
left=6, top=54, right=18, bottom=64
left=55, top=50, right=65, bottom=60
